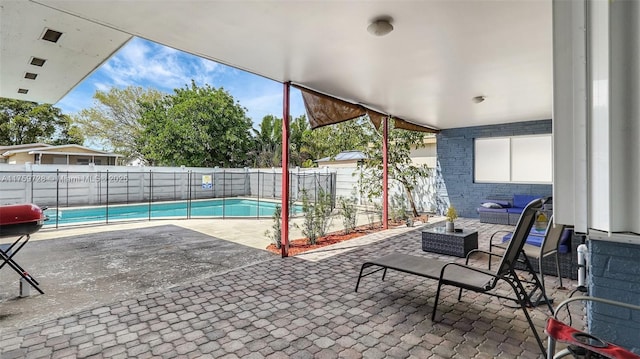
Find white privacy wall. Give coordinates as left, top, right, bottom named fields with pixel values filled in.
left=552, top=0, right=588, bottom=232
left=610, top=1, right=640, bottom=234
left=553, top=0, right=640, bottom=237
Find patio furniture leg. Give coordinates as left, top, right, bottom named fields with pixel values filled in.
left=355, top=264, right=368, bottom=292
left=354, top=263, right=387, bottom=292
left=555, top=252, right=563, bottom=289
left=547, top=336, right=557, bottom=359
left=3, top=258, right=43, bottom=294
left=522, top=255, right=554, bottom=313
left=0, top=235, right=44, bottom=295
left=539, top=256, right=545, bottom=294
left=431, top=280, right=444, bottom=321
left=508, top=273, right=546, bottom=355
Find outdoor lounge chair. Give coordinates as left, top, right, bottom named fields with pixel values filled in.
left=355, top=198, right=550, bottom=355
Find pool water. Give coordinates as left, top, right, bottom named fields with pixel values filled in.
left=45, top=199, right=294, bottom=226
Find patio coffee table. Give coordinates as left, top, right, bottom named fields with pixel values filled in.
left=421, top=227, right=478, bottom=258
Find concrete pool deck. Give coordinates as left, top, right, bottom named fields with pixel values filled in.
left=31, top=211, right=433, bottom=250
left=32, top=218, right=281, bottom=250
left=1, top=213, right=437, bottom=329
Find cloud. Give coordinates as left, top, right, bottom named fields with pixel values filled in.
left=94, top=82, right=110, bottom=92
left=56, top=37, right=305, bottom=124
left=199, top=57, right=220, bottom=73
left=93, top=38, right=223, bottom=91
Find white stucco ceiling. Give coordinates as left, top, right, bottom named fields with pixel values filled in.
left=1, top=0, right=553, bottom=130
left=0, top=0, right=131, bottom=104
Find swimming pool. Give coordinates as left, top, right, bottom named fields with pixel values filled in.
left=44, top=198, right=296, bottom=226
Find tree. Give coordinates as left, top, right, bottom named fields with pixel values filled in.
left=289, top=115, right=313, bottom=167
left=73, top=86, right=164, bottom=163
left=359, top=118, right=431, bottom=218
left=302, top=117, right=374, bottom=162
left=0, top=98, right=83, bottom=145
left=251, top=114, right=282, bottom=167
left=139, top=81, right=254, bottom=167
left=250, top=114, right=312, bottom=168
left=50, top=116, right=85, bottom=146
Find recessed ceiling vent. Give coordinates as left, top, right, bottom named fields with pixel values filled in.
left=17, top=89, right=29, bottom=94
left=41, top=28, right=63, bottom=43
left=24, top=72, right=38, bottom=80
left=30, top=57, right=46, bottom=67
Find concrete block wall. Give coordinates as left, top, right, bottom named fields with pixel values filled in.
left=321, top=166, right=439, bottom=214
left=246, top=169, right=335, bottom=203
left=0, top=165, right=254, bottom=207
left=197, top=170, right=247, bottom=199
left=249, top=170, right=282, bottom=199
left=588, top=239, right=640, bottom=353
left=436, top=120, right=553, bottom=218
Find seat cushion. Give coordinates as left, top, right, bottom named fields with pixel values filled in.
left=503, top=230, right=545, bottom=247
left=513, top=194, right=541, bottom=209
left=558, top=229, right=573, bottom=253
left=502, top=228, right=573, bottom=254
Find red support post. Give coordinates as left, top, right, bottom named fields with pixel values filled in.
left=382, top=117, right=389, bottom=230
left=281, top=82, right=290, bottom=257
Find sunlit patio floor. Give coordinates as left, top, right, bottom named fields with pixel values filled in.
left=0, top=218, right=583, bottom=358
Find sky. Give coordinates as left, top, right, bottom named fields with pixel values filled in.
left=55, top=37, right=306, bottom=128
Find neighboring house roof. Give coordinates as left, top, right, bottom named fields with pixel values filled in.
left=0, top=143, right=51, bottom=152
left=316, top=150, right=367, bottom=163
left=0, top=144, right=121, bottom=158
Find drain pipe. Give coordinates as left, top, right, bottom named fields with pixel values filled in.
left=577, top=242, right=588, bottom=292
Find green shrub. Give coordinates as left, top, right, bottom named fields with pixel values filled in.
left=389, top=194, right=409, bottom=222
left=338, top=196, right=358, bottom=234
left=315, top=188, right=333, bottom=237
left=296, top=189, right=333, bottom=245
left=264, top=204, right=282, bottom=248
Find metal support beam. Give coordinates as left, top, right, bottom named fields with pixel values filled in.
left=382, top=117, right=389, bottom=230
left=281, top=82, right=290, bottom=257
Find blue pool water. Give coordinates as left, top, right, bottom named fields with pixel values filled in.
left=45, top=199, right=294, bottom=226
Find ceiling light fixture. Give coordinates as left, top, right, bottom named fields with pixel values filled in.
left=17, top=88, right=29, bottom=94
left=24, top=72, right=38, bottom=80
left=472, top=95, right=486, bottom=104
left=367, top=17, right=394, bottom=37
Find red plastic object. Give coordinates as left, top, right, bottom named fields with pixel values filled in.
left=546, top=317, right=640, bottom=359
left=0, top=203, right=46, bottom=238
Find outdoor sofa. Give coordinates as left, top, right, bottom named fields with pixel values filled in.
left=477, top=194, right=547, bottom=225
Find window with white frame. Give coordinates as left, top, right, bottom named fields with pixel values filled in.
left=474, top=134, right=552, bottom=184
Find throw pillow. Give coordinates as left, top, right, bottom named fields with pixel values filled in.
left=481, top=202, right=503, bottom=209
left=484, top=199, right=511, bottom=208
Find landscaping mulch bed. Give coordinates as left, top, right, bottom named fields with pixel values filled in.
left=266, top=215, right=429, bottom=256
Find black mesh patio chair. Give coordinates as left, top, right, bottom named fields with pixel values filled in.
left=355, top=198, right=550, bottom=355
left=490, top=215, right=569, bottom=305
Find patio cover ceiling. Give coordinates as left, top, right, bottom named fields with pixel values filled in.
left=0, top=0, right=552, bottom=130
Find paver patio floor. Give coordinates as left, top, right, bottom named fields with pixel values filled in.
left=0, top=219, right=582, bottom=358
